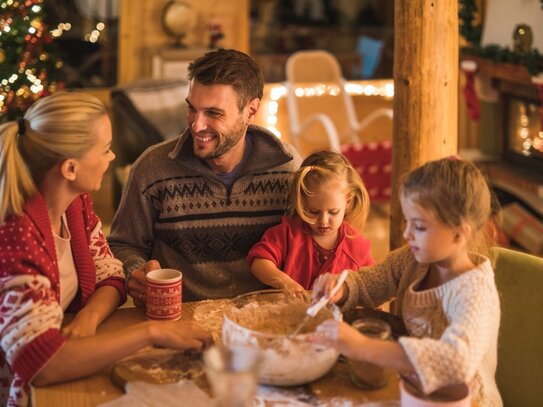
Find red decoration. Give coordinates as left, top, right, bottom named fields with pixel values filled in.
left=340, top=141, right=392, bottom=203
left=532, top=74, right=543, bottom=132
left=461, top=60, right=480, bottom=121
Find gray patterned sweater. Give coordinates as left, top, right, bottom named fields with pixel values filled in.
left=108, top=125, right=303, bottom=301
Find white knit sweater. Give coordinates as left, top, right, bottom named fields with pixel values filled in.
left=343, top=246, right=502, bottom=406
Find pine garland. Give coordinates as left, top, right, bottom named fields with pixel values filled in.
left=459, top=0, right=543, bottom=75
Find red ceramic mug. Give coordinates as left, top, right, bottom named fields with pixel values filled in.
left=145, top=268, right=183, bottom=321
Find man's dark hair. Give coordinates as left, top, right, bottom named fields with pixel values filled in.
left=188, top=49, right=264, bottom=111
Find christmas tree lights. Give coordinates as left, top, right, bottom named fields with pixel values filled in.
left=0, top=0, right=62, bottom=123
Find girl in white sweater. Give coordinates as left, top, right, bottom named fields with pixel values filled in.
left=310, top=157, right=502, bottom=406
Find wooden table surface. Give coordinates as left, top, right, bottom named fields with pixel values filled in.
left=32, top=302, right=401, bottom=406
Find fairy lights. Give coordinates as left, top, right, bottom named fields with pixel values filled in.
left=0, top=0, right=63, bottom=120
left=264, top=80, right=394, bottom=138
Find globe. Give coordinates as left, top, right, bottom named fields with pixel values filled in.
left=161, top=0, right=196, bottom=47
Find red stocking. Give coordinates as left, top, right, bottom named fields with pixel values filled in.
left=532, top=74, right=543, bottom=132
left=461, top=61, right=480, bottom=121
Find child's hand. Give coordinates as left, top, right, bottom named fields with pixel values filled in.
left=311, top=272, right=346, bottom=304
left=306, top=320, right=368, bottom=360
left=280, top=279, right=307, bottom=298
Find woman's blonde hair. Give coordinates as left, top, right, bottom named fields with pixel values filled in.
left=400, top=158, right=496, bottom=256
left=0, top=91, right=107, bottom=223
left=287, top=150, right=370, bottom=232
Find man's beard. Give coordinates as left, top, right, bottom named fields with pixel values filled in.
left=199, top=119, right=246, bottom=160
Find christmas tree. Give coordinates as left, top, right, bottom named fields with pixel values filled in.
left=0, top=0, right=63, bottom=123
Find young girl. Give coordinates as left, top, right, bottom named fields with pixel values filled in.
left=0, top=92, right=212, bottom=407
left=310, top=158, right=502, bottom=406
left=247, top=150, right=375, bottom=294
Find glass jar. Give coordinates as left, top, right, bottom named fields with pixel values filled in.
left=348, top=318, right=392, bottom=390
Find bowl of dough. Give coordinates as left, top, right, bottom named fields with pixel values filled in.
left=222, top=289, right=341, bottom=386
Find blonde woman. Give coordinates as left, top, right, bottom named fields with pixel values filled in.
left=248, top=150, right=375, bottom=294
left=0, top=92, right=212, bottom=407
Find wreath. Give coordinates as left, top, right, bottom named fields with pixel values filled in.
left=459, top=0, right=543, bottom=75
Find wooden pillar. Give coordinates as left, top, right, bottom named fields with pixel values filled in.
left=390, top=0, right=459, bottom=249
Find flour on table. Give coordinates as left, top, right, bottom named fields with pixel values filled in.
left=115, top=348, right=205, bottom=384
left=192, top=298, right=232, bottom=342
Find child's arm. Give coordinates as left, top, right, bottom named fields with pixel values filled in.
left=251, top=258, right=305, bottom=294
left=309, top=320, right=416, bottom=374
left=312, top=246, right=414, bottom=309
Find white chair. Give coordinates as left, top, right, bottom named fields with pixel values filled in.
left=284, top=49, right=393, bottom=155
left=284, top=50, right=393, bottom=202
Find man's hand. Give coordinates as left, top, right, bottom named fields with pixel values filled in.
left=128, top=260, right=161, bottom=307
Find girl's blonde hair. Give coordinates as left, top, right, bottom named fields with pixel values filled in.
left=287, top=150, right=370, bottom=232
left=0, top=91, right=107, bottom=223
left=400, top=158, right=496, bottom=256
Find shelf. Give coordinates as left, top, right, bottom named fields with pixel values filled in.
left=460, top=55, right=534, bottom=87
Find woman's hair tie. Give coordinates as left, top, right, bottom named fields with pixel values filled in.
left=17, top=117, right=26, bottom=137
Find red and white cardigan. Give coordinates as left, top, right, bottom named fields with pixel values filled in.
left=0, top=193, right=126, bottom=406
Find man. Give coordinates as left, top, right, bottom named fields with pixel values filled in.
left=108, top=49, right=303, bottom=304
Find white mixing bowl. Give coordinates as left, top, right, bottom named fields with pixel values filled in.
left=222, top=289, right=341, bottom=386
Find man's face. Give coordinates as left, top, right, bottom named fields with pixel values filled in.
left=186, top=81, right=257, bottom=161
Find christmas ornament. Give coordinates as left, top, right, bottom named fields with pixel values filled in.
left=0, top=48, right=5, bottom=63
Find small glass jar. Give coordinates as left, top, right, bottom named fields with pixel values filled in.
left=348, top=318, right=392, bottom=390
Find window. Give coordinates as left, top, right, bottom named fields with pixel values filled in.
left=44, top=0, right=119, bottom=88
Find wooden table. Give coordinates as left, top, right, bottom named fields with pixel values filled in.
left=31, top=302, right=401, bottom=406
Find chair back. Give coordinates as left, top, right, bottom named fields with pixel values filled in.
left=493, top=247, right=543, bottom=406
left=110, top=79, right=188, bottom=205
left=284, top=50, right=357, bottom=155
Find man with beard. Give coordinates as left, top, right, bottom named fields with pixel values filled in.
left=108, top=49, right=303, bottom=304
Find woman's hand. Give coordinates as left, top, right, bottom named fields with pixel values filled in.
left=311, top=272, right=346, bottom=304
left=128, top=260, right=161, bottom=307
left=306, top=320, right=368, bottom=360
left=62, top=311, right=99, bottom=338
left=62, top=286, right=121, bottom=338
left=151, top=320, right=214, bottom=351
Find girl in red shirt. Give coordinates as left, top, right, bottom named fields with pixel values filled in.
left=248, top=150, right=375, bottom=293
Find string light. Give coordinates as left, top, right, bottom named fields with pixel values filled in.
left=1, top=0, right=62, bottom=118
left=264, top=80, right=394, bottom=138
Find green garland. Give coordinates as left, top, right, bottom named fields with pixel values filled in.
left=459, top=0, right=543, bottom=75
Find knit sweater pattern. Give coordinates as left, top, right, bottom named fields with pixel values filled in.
left=0, top=193, right=126, bottom=407
left=108, top=125, right=303, bottom=301
left=343, top=246, right=502, bottom=406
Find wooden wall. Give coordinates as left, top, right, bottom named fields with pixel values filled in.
left=118, top=0, right=249, bottom=85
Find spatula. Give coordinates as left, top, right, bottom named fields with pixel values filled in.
left=288, top=269, right=349, bottom=337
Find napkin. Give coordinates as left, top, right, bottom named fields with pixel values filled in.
left=98, top=381, right=213, bottom=407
